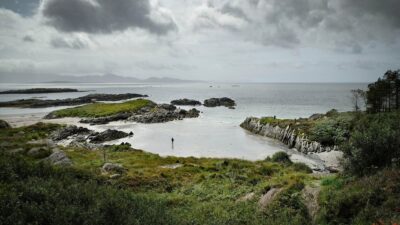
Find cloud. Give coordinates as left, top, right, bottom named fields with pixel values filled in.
left=41, top=0, right=177, bottom=35
left=22, top=35, right=35, bottom=42
left=50, top=36, right=89, bottom=49
left=189, top=0, right=400, bottom=49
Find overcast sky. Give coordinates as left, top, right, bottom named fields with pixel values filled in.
left=0, top=0, right=399, bottom=82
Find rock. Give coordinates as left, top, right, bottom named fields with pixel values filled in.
left=51, top=126, right=92, bottom=141
left=129, top=105, right=200, bottom=123
left=27, top=147, right=51, bottom=158
left=102, top=163, right=125, bottom=174
left=158, top=104, right=177, bottom=111
left=4, top=93, right=148, bottom=109
left=203, top=97, right=236, bottom=108
left=0, top=120, right=11, bottom=129
left=237, top=192, right=256, bottom=202
left=45, top=151, right=72, bottom=166
left=301, top=184, right=321, bottom=222
left=240, top=117, right=338, bottom=155
left=258, top=188, right=283, bottom=210
left=88, top=129, right=129, bottom=143
left=171, top=98, right=202, bottom=106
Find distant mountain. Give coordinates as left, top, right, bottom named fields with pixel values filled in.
left=0, top=73, right=204, bottom=84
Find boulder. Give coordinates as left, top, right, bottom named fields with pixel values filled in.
left=51, top=126, right=92, bottom=141
left=0, top=120, right=11, bottom=129
left=171, top=99, right=202, bottom=106
left=45, top=151, right=72, bottom=166
left=102, top=163, right=125, bottom=174
left=129, top=105, right=200, bottom=123
left=88, top=129, right=129, bottom=143
left=258, top=188, right=283, bottom=210
left=203, top=97, right=236, bottom=108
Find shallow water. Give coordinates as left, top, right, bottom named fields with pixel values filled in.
left=0, top=82, right=366, bottom=160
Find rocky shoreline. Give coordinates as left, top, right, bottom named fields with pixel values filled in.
left=240, top=117, right=341, bottom=172
left=0, top=93, right=148, bottom=108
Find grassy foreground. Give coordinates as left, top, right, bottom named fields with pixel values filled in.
left=50, top=99, right=155, bottom=118
left=0, top=123, right=399, bottom=224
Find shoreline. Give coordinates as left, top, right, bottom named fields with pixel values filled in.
left=0, top=113, right=342, bottom=172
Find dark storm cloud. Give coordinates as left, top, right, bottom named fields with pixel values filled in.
left=194, top=0, right=400, bottom=49
left=41, top=0, right=176, bottom=35
left=50, top=37, right=88, bottom=49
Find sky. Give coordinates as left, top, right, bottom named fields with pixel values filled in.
left=0, top=0, right=399, bottom=83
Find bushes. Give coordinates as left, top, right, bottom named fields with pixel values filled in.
left=342, top=112, right=400, bottom=176
left=0, top=153, right=175, bottom=225
left=270, top=151, right=292, bottom=164
left=317, top=170, right=400, bottom=225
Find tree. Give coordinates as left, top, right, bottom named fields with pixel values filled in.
left=366, top=70, right=400, bottom=113
left=350, top=89, right=366, bottom=112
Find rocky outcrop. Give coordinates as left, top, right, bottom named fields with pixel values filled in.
left=129, top=104, right=200, bottom=123
left=0, top=120, right=11, bottom=129
left=203, top=97, right=236, bottom=109
left=51, top=125, right=91, bottom=141
left=0, top=93, right=147, bottom=108
left=240, top=117, right=338, bottom=154
left=79, top=104, right=200, bottom=125
left=171, top=99, right=201, bottom=106
left=88, top=129, right=130, bottom=143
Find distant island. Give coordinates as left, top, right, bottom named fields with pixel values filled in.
left=0, top=73, right=205, bottom=84
left=0, top=88, right=81, bottom=94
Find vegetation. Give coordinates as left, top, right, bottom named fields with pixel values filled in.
left=50, top=99, right=155, bottom=118
left=260, top=110, right=355, bottom=146
left=0, top=123, right=316, bottom=225
left=367, top=70, right=400, bottom=113
left=317, top=170, right=400, bottom=225
left=341, top=111, right=400, bottom=176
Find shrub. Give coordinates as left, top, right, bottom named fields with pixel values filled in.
left=342, top=112, right=400, bottom=176
left=271, top=151, right=292, bottom=164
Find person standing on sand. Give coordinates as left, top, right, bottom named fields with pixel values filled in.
left=171, top=137, right=174, bottom=149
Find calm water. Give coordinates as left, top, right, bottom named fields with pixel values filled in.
left=0, top=83, right=366, bottom=160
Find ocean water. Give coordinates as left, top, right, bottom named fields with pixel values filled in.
left=0, top=82, right=366, bottom=160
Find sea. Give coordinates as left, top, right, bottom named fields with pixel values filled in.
left=0, top=82, right=367, bottom=160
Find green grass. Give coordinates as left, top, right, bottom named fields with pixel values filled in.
left=0, top=123, right=317, bottom=225
left=51, top=99, right=155, bottom=118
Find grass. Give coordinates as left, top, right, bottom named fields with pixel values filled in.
left=0, top=123, right=317, bottom=225
left=2, top=122, right=398, bottom=224
left=50, top=99, right=155, bottom=118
